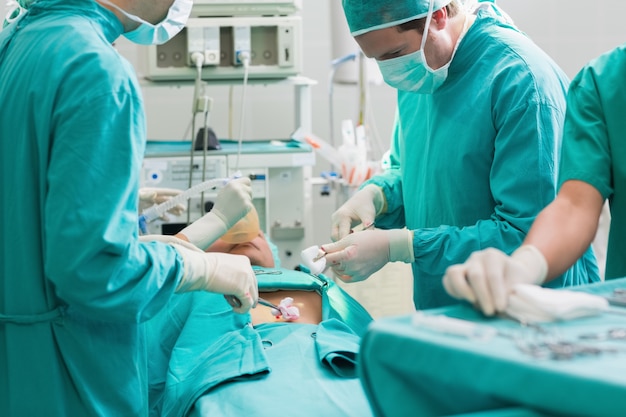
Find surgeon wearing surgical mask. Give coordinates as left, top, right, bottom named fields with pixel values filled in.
left=320, top=0, right=600, bottom=310
left=0, top=0, right=258, bottom=416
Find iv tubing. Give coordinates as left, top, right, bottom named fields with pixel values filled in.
left=140, top=177, right=229, bottom=225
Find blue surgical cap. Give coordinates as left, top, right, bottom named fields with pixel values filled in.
left=342, top=0, right=454, bottom=36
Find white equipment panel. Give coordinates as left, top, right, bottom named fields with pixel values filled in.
left=141, top=140, right=315, bottom=270
left=140, top=15, right=302, bottom=81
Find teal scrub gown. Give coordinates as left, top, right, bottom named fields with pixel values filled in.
left=558, top=43, right=626, bottom=280
left=0, top=1, right=184, bottom=415
left=366, top=10, right=599, bottom=309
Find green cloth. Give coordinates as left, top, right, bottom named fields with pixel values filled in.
left=0, top=1, right=184, bottom=415
left=146, top=267, right=374, bottom=417
left=558, top=43, right=626, bottom=280
left=359, top=278, right=626, bottom=417
left=365, top=10, right=599, bottom=309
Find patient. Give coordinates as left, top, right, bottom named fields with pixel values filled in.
left=205, top=230, right=325, bottom=325
left=148, top=229, right=374, bottom=417
left=205, top=229, right=277, bottom=269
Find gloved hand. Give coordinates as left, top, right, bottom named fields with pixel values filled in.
left=177, top=177, right=253, bottom=250
left=139, top=187, right=185, bottom=217
left=331, top=184, right=386, bottom=241
left=322, top=228, right=414, bottom=283
left=442, top=245, right=548, bottom=316
left=172, top=238, right=258, bottom=314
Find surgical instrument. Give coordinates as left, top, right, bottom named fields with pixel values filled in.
left=257, top=297, right=282, bottom=310
left=311, top=222, right=375, bottom=262
left=257, top=297, right=301, bottom=320
left=254, top=269, right=283, bottom=275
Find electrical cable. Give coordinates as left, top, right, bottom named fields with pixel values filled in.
left=187, top=52, right=208, bottom=225
left=234, top=51, right=251, bottom=172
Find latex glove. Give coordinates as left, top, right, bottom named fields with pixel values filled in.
left=177, top=177, right=253, bottom=250
left=442, top=245, right=548, bottom=316
left=172, top=238, right=258, bottom=314
left=322, top=228, right=414, bottom=283
left=331, top=184, right=386, bottom=241
left=139, top=187, right=185, bottom=217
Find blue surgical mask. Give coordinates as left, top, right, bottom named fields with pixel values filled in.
left=99, top=0, right=193, bottom=45
left=377, top=0, right=468, bottom=94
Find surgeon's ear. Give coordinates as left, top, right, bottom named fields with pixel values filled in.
left=431, top=8, right=448, bottom=29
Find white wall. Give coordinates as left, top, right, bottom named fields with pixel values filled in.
left=498, top=0, right=626, bottom=79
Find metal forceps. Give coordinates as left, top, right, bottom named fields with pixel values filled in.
left=224, top=295, right=283, bottom=315
left=257, top=297, right=281, bottom=310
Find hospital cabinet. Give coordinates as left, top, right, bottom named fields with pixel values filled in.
left=141, top=139, right=315, bottom=270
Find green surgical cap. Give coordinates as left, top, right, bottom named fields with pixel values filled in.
left=342, top=0, right=454, bottom=36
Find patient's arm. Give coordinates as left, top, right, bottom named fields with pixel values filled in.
left=251, top=290, right=322, bottom=325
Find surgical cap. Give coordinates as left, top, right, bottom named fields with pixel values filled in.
left=342, top=0, right=454, bottom=36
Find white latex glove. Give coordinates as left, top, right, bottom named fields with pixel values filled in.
left=321, top=228, right=414, bottom=283
left=139, top=234, right=258, bottom=313
left=139, top=187, right=185, bottom=217
left=331, top=184, right=386, bottom=241
left=172, top=239, right=258, bottom=314
left=177, top=177, right=253, bottom=250
left=442, top=245, right=548, bottom=316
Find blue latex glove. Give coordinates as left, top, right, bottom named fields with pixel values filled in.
left=321, top=229, right=413, bottom=283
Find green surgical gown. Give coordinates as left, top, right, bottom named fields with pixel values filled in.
left=366, top=10, right=599, bottom=309
left=147, top=268, right=374, bottom=417
left=0, top=0, right=184, bottom=415
left=558, top=43, right=626, bottom=280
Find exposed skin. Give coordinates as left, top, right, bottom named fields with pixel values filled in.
left=354, top=8, right=474, bottom=69
left=525, top=180, right=604, bottom=279
left=205, top=230, right=275, bottom=269
left=95, top=0, right=175, bottom=32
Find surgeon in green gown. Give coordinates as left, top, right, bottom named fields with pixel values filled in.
left=321, top=0, right=599, bottom=310
left=0, top=0, right=260, bottom=416
left=444, top=42, right=626, bottom=316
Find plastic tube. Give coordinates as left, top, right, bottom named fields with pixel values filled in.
left=140, top=177, right=229, bottom=225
